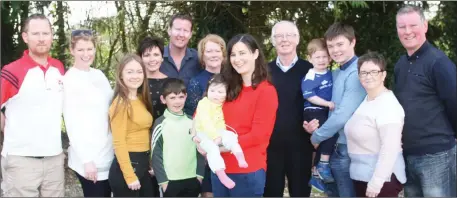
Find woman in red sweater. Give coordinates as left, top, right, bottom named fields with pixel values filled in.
left=209, top=34, right=278, bottom=197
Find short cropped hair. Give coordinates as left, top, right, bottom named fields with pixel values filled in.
left=137, top=36, right=165, bottom=57
left=397, top=5, right=426, bottom=23
left=324, top=22, right=355, bottom=42
left=161, top=78, right=187, bottom=98
left=168, top=13, right=193, bottom=30
left=22, top=13, right=52, bottom=33
left=357, top=51, right=387, bottom=71
left=306, top=38, right=328, bottom=56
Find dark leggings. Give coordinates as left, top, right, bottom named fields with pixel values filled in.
left=108, top=151, right=154, bottom=197
left=353, top=174, right=403, bottom=197
left=74, top=171, right=112, bottom=197
left=303, top=108, right=339, bottom=165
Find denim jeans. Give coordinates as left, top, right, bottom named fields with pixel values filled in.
left=404, top=145, right=456, bottom=197
left=324, top=143, right=356, bottom=197
left=211, top=169, right=265, bottom=197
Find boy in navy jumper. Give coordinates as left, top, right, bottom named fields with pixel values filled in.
left=301, top=38, right=337, bottom=190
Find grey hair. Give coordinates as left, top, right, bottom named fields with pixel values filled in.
left=271, top=20, right=300, bottom=47
left=396, top=5, right=426, bottom=23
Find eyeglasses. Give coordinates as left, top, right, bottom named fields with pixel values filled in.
left=71, top=29, right=93, bottom=37
left=273, top=33, right=297, bottom=40
left=359, top=70, right=384, bottom=78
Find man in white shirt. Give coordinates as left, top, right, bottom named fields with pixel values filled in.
left=0, top=14, right=65, bottom=197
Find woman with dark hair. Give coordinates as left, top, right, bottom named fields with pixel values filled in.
left=137, top=36, right=168, bottom=120
left=194, top=34, right=278, bottom=197
left=136, top=36, right=167, bottom=197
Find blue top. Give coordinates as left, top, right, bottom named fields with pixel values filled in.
left=184, top=70, right=215, bottom=116
left=310, top=56, right=367, bottom=145
left=159, top=45, right=202, bottom=86
left=301, top=69, right=333, bottom=109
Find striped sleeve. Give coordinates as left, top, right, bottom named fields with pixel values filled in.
left=1, top=69, right=19, bottom=108
left=151, top=116, right=168, bottom=185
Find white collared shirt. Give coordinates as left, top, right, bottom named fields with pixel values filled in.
left=276, top=56, right=299, bottom=72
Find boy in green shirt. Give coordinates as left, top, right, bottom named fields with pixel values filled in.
left=151, top=78, right=205, bottom=197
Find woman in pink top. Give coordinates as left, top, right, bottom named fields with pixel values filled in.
left=344, top=52, right=406, bottom=197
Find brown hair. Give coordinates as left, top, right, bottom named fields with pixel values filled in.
left=357, top=51, right=387, bottom=71
left=324, top=22, right=355, bottom=42
left=110, top=54, right=152, bottom=121
left=197, top=34, right=227, bottom=69
left=307, top=38, right=328, bottom=56
left=203, top=74, right=227, bottom=98
left=168, top=13, right=193, bottom=30
left=21, top=13, right=52, bottom=33
left=222, top=34, right=271, bottom=102
left=161, top=78, right=187, bottom=98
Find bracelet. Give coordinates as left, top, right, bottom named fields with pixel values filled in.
left=191, top=135, right=196, bottom=141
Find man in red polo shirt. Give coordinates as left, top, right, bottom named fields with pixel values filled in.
left=0, top=14, right=65, bottom=197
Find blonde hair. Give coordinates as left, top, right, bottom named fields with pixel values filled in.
left=197, top=34, right=227, bottom=69
left=307, top=38, right=328, bottom=56
left=70, top=33, right=96, bottom=49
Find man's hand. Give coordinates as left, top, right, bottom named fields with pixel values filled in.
left=84, top=162, right=98, bottom=183
left=197, top=177, right=203, bottom=184
left=303, top=119, right=319, bottom=134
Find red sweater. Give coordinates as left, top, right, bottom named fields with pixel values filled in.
left=222, top=81, right=278, bottom=173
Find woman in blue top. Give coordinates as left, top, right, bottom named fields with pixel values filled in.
left=184, top=34, right=227, bottom=197
left=184, top=34, right=227, bottom=116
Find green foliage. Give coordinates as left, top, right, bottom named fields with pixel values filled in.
left=2, top=0, right=455, bottom=87
left=431, top=2, right=457, bottom=63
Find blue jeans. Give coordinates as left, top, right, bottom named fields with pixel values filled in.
left=211, top=169, right=265, bottom=197
left=404, top=145, right=456, bottom=197
left=325, top=143, right=356, bottom=197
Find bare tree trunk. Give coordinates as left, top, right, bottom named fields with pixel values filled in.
left=115, top=1, right=128, bottom=53
left=56, top=1, right=68, bottom=67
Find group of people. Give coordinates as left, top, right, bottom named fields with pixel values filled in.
left=0, top=4, right=455, bottom=198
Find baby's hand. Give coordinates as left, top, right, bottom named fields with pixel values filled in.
left=214, top=137, right=222, bottom=145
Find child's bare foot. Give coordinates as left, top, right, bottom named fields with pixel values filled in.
left=216, top=170, right=235, bottom=189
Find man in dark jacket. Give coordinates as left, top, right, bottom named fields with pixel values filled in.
left=394, top=5, right=456, bottom=197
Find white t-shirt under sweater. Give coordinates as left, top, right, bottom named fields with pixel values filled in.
left=344, top=90, right=407, bottom=193
left=63, top=67, right=114, bottom=180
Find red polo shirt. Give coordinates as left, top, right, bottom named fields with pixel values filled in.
left=1, top=50, right=64, bottom=108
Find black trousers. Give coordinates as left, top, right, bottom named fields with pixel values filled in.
left=108, top=151, right=154, bottom=197
left=163, top=177, right=201, bottom=197
left=303, top=108, right=339, bottom=166
left=201, top=164, right=212, bottom=193
left=74, top=171, right=112, bottom=197
left=264, top=145, right=313, bottom=197
left=150, top=175, right=161, bottom=197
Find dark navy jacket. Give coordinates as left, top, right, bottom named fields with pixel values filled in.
left=394, top=41, right=456, bottom=156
